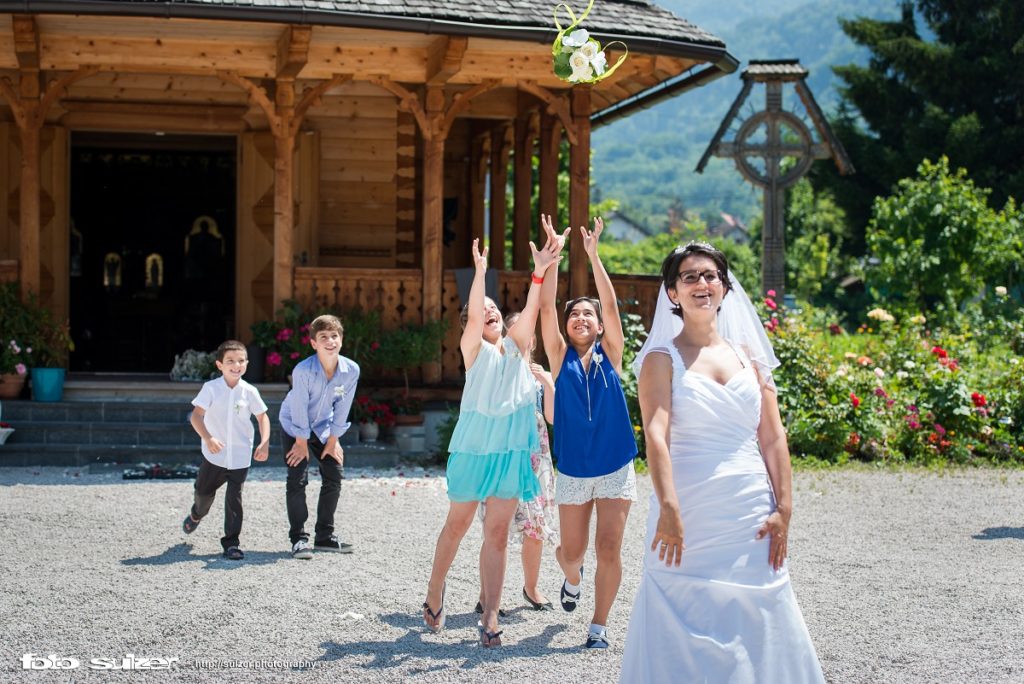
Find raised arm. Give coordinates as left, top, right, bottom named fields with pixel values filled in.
left=639, top=350, right=683, bottom=567
left=538, top=214, right=570, bottom=379
left=508, top=228, right=563, bottom=356
left=460, top=239, right=488, bottom=370
left=755, top=383, right=793, bottom=572
left=582, top=217, right=625, bottom=373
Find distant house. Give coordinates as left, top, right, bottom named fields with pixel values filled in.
left=707, top=212, right=750, bottom=244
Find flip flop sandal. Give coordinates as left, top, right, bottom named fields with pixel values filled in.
left=422, top=582, right=446, bottom=633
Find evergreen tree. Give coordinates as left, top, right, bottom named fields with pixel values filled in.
left=813, top=0, right=1024, bottom=238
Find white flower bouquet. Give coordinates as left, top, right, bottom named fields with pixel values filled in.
left=551, top=0, right=627, bottom=84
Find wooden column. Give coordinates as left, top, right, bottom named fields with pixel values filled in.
left=421, top=85, right=446, bottom=382
left=273, top=79, right=296, bottom=309
left=17, top=72, right=41, bottom=298
left=469, top=131, right=490, bottom=246
left=488, top=123, right=511, bottom=271
left=568, top=87, right=591, bottom=298
left=538, top=112, right=561, bottom=223
left=512, top=112, right=537, bottom=270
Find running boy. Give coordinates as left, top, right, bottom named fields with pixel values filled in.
left=182, top=340, right=270, bottom=561
left=279, top=314, right=360, bottom=559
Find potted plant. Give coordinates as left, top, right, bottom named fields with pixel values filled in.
left=0, top=283, right=35, bottom=398
left=352, top=395, right=396, bottom=443
left=247, top=319, right=278, bottom=383
left=374, top=319, right=447, bottom=425
left=29, top=314, right=74, bottom=402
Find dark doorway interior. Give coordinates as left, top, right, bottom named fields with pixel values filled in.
left=69, top=132, right=236, bottom=372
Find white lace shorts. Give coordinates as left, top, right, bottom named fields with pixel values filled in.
left=555, top=460, right=637, bottom=505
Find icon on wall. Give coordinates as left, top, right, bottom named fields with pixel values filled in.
left=103, top=252, right=122, bottom=292
left=145, top=253, right=164, bottom=289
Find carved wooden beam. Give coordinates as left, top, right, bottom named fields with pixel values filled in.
left=368, top=77, right=430, bottom=139
left=438, top=79, right=500, bottom=138
left=217, top=70, right=281, bottom=134
left=12, top=15, right=40, bottom=71
left=0, top=77, right=28, bottom=128
left=276, top=26, right=312, bottom=79
left=39, top=67, right=100, bottom=120
left=292, top=73, right=352, bottom=134
left=426, top=36, right=468, bottom=85
left=517, top=81, right=577, bottom=145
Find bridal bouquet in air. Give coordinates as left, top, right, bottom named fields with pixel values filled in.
left=551, top=0, right=628, bottom=84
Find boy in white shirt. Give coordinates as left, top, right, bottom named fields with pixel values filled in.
left=182, top=340, right=271, bottom=560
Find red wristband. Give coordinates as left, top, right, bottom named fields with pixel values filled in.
left=531, top=273, right=544, bottom=285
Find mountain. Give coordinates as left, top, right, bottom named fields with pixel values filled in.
left=591, top=0, right=900, bottom=233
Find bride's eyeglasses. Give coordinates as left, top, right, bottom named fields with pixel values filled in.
left=676, top=269, right=723, bottom=285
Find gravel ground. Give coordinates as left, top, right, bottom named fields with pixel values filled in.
left=1, top=466, right=1022, bottom=683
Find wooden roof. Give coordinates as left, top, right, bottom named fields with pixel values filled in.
left=10, top=0, right=728, bottom=58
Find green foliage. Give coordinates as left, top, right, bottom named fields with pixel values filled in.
left=0, top=282, right=74, bottom=369
left=169, top=349, right=217, bottom=382
left=865, top=157, right=1010, bottom=317
left=597, top=218, right=760, bottom=287
left=819, top=0, right=1024, bottom=233
left=374, top=319, right=448, bottom=398
left=763, top=297, right=1024, bottom=465
left=434, top=406, right=460, bottom=466
left=619, top=312, right=647, bottom=459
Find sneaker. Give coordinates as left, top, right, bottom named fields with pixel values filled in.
left=182, top=514, right=200, bottom=534
left=314, top=535, right=353, bottom=553
left=560, top=565, right=584, bottom=612
left=585, top=630, right=610, bottom=649
left=223, top=546, right=244, bottom=561
left=291, top=539, right=314, bottom=560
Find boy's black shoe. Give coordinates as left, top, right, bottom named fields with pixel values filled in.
left=223, top=547, right=244, bottom=561
left=182, top=514, right=200, bottom=534
left=314, top=535, right=353, bottom=553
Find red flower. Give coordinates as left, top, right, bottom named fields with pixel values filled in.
left=844, top=432, right=861, bottom=453
left=766, top=289, right=777, bottom=297
left=370, top=341, right=380, bottom=351
left=933, top=423, right=946, bottom=436
left=971, top=392, right=986, bottom=407
left=828, top=323, right=842, bottom=336
left=266, top=351, right=282, bottom=366
left=301, top=335, right=310, bottom=346
left=873, top=387, right=888, bottom=398
left=850, top=392, right=861, bottom=408
left=930, top=346, right=948, bottom=359
left=289, top=352, right=300, bottom=360
left=764, top=298, right=778, bottom=311
left=276, top=328, right=293, bottom=342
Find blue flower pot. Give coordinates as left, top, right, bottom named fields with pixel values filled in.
left=31, top=367, right=66, bottom=402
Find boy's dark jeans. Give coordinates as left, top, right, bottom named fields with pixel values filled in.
left=283, top=433, right=343, bottom=545
left=191, top=459, right=249, bottom=550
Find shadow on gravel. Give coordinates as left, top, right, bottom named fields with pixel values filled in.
left=317, top=615, right=575, bottom=671
left=120, top=543, right=288, bottom=569
left=973, top=526, right=1024, bottom=540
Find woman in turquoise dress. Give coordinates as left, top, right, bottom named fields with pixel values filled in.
left=422, top=232, right=562, bottom=647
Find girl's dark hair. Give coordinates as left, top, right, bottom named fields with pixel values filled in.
left=660, top=241, right=732, bottom=319
left=562, top=296, right=603, bottom=329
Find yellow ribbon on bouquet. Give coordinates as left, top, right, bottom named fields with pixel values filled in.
left=551, top=0, right=629, bottom=84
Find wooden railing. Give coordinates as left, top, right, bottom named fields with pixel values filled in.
left=0, top=260, right=17, bottom=284
left=294, top=266, right=663, bottom=385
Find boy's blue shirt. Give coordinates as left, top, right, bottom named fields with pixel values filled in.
left=279, top=353, right=360, bottom=442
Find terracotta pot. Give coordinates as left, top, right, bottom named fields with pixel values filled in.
left=0, top=373, right=26, bottom=399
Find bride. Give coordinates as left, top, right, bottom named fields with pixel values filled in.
left=619, top=243, right=824, bottom=683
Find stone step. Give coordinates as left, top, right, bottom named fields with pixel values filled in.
left=0, top=443, right=402, bottom=468
left=0, top=399, right=286, bottom=425
left=3, top=421, right=293, bottom=447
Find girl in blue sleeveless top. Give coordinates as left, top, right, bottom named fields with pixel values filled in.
left=422, top=235, right=562, bottom=648
left=539, top=214, right=638, bottom=650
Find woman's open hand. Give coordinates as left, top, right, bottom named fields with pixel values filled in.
left=651, top=503, right=685, bottom=567
left=580, top=217, right=604, bottom=260
left=471, top=238, right=488, bottom=273
left=756, top=509, right=790, bottom=571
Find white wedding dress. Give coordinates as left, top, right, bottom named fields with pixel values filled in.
left=620, top=344, right=824, bottom=684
